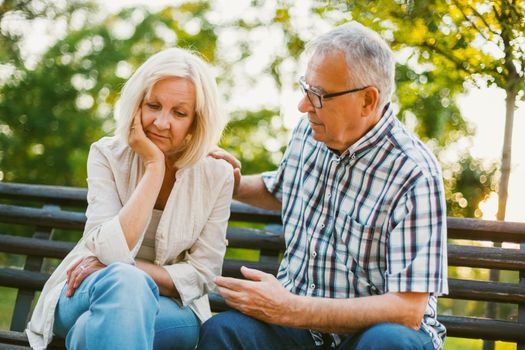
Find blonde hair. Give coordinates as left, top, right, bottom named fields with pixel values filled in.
left=115, top=48, right=225, bottom=168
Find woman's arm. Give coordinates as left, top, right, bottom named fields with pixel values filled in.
left=84, top=109, right=165, bottom=264
left=118, top=109, right=165, bottom=250
left=163, top=168, right=234, bottom=305
left=135, top=259, right=179, bottom=297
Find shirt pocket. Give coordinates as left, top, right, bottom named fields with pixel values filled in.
left=334, top=215, right=383, bottom=294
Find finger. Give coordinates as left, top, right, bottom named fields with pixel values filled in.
left=130, top=108, right=142, bottom=132
left=72, top=264, right=90, bottom=289
left=67, top=258, right=84, bottom=279
left=225, top=153, right=242, bottom=169
left=209, top=149, right=241, bottom=169
left=233, top=168, right=241, bottom=194
left=66, top=269, right=79, bottom=297
left=217, top=285, right=243, bottom=301
left=214, top=276, right=250, bottom=291
left=240, top=266, right=267, bottom=281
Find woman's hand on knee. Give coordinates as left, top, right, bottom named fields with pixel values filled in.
left=66, top=256, right=106, bottom=297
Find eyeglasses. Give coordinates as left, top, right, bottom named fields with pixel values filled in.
left=299, top=76, right=370, bottom=109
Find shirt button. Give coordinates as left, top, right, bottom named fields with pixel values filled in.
left=312, top=251, right=317, bottom=258
left=351, top=153, right=356, bottom=160
left=154, top=259, right=160, bottom=266
left=320, top=224, right=325, bottom=228
left=327, top=193, right=331, bottom=198
left=310, top=283, right=315, bottom=289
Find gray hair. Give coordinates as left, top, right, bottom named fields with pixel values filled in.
left=306, top=22, right=395, bottom=111
left=115, top=48, right=225, bottom=168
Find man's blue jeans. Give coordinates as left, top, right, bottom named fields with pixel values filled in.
left=54, top=262, right=200, bottom=350
left=198, top=310, right=435, bottom=350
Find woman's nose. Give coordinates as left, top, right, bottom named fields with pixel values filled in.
left=153, top=112, right=170, bottom=130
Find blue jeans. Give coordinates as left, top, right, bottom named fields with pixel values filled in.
left=54, top=262, right=200, bottom=350
left=198, top=310, right=435, bottom=350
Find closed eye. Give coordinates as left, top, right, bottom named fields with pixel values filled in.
left=146, top=103, right=160, bottom=110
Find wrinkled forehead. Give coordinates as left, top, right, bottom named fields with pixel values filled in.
left=305, top=50, right=353, bottom=88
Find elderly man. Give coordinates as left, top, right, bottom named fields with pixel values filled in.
left=199, top=22, right=448, bottom=350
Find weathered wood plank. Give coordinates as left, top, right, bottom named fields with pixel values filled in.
left=447, top=278, right=525, bottom=304
left=0, top=205, right=85, bottom=230
left=439, top=315, right=525, bottom=342
left=448, top=244, right=525, bottom=270
left=448, top=217, right=525, bottom=243
left=0, top=182, right=87, bottom=208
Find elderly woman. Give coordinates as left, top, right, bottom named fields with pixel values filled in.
left=26, top=48, right=234, bottom=350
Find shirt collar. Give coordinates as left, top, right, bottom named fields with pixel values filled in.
left=335, top=103, right=395, bottom=160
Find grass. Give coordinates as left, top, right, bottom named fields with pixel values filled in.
left=0, top=288, right=16, bottom=329
left=444, top=337, right=516, bottom=350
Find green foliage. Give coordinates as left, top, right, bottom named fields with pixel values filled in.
left=444, top=155, right=498, bottom=218
left=0, top=2, right=219, bottom=186
left=0, top=287, right=16, bottom=329
left=220, top=108, right=288, bottom=175
left=443, top=337, right=516, bottom=350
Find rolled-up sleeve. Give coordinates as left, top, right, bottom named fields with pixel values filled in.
left=385, top=173, right=448, bottom=296
left=164, top=171, right=234, bottom=306
left=82, top=144, right=135, bottom=265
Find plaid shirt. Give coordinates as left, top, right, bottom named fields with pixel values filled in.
left=262, top=105, right=448, bottom=350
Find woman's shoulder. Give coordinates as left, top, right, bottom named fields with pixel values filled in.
left=189, top=156, right=233, bottom=184
left=90, top=136, right=131, bottom=160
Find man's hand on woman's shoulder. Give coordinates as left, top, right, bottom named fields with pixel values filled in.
left=209, top=147, right=242, bottom=195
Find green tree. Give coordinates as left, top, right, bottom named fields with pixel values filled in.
left=382, top=0, right=524, bottom=223
left=0, top=3, right=222, bottom=185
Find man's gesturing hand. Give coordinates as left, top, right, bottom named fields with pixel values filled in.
left=215, top=266, right=297, bottom=326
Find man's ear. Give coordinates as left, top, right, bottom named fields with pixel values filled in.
left=361, top=87, right=380, bottom=117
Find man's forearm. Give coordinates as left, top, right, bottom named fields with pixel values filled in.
left=235, top=175, right=281, bottom=211
left=284, top=292, right=429, bottom=334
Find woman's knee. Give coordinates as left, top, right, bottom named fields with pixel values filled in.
left=97, top=262, right=159, bottom=301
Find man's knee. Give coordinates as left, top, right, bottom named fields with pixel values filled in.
left=348, top=323, right=432, bottom=350
left=199, top=311, right=257, bottom=349
left=201, top=311, right=245, bottom=336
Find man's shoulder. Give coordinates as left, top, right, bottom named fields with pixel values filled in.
left=387, top=119, right=441, bottom=178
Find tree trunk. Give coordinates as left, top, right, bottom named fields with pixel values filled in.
left=483, top=85, right=517, bottom=350
left=496, top=88, right=516, bottom=221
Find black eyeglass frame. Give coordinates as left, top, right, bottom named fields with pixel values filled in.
left=299, top=76, right=372, bottom=109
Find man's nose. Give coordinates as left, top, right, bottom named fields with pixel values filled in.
left=298, top=94, right=315, bottom=113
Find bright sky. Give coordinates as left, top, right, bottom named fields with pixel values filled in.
left=8, top=0, right=524, bottom=223
left=457, top=88, right=524, bottom=222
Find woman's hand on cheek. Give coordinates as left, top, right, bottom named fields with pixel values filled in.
left=128, top=107, right=165, bottom=167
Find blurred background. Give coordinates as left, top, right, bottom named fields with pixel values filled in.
left=0, top=1, right=523, bottom=349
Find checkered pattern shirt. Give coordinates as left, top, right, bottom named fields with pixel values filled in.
left=262, top=106, right=448, bottom=350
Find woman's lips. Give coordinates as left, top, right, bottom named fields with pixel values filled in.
left=148, top=131, right=169, bottom=140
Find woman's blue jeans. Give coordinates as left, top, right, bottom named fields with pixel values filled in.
left=198, top=310, right=435, bottom=350
left=54, top=262, right=200, bottom=350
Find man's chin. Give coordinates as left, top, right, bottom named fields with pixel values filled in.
left=311, top=130, right=325, bottom=142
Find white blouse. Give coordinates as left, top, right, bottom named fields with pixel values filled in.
left=26, top=136, right=234, bottom=350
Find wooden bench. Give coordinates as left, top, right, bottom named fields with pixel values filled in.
left=0, top=182, right=524, bottom=349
